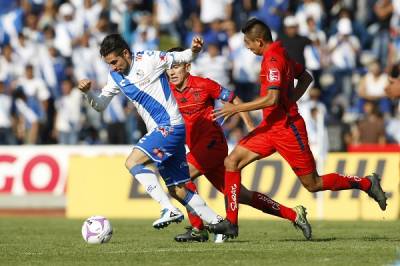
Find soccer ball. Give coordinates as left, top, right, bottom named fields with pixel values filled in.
left=81, top=216, right=113, bottom=244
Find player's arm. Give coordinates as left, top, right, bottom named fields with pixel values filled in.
left=290, top=70, right=313, bottom=102
left=78, top=79, right=115, bottom=112
left=232, top=96, right=255, bottom=131
left=213, top=89, right=279, bottom=121
left=167, top=36, right=203, bottom=64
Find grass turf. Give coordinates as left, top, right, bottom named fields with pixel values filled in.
left=0, top=218, right=399, bottom=266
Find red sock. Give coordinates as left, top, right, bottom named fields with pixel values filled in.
left=225, top=171, right=241, bottom=225
left=185, top=181, right=204, bottom=230
left=321, top=173, right=371, bottom=191
left=250, top=192, right=297, bottom=221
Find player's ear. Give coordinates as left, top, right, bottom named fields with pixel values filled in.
left=186, top=63, right=191, bottom=72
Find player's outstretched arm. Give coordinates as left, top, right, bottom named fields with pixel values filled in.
left=291, top=70, right=313, bottom=102
left=232, top=96, right=255, bottom=131
left=78, top=79, right=113, bottom=112
left=168, top=36, right=204, bottom=65
left=213, top=90, right=280, bottom=121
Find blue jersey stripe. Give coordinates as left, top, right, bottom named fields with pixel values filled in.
left=110, top=71, right=171, bottom=125
left=159, top=73, right=171, bottom=101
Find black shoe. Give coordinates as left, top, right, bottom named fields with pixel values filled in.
left=174, top=226, right=209, bottom=242
left=292, top=205, right=312, bottom=240
left=206, top=219, right=238, bottom=239
left=366, top=173, right=387, bottom=211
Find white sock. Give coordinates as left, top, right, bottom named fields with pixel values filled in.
left=130, top=165, right=175, bottom=211
left=183, top=191, right=221, bottom=224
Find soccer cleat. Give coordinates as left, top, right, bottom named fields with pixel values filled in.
left=152, top=208, right=184, bottom=229
left=205, top=219, right=238, bottom=239
left=366, top=173, right=387, bottom=211
left=174, top=226, right=209, bottom=242
left=214, top=234, right=228, bottom=244
left=292, top=205, right=312, bottom=240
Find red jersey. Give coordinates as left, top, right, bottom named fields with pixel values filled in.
left=260, top=41, right=305, bottom=126
left=169, top=75, right=235, bottom=148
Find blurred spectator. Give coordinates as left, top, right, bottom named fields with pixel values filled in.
left=200, top=0, right=233, bottom=24
left=0, top=44, right=24, bottom=86
left=372, top=0, right=392, bottom=68
left=17, top=64, right=50, bottom=142
left=352, top=101, right=387, bottom=144
left=54, top=79, right=82, bottom=144
left=153, top=0, right=182, bottom=44
left=38, top=0, right=57, bottom=29
left=191, top=42, right=231, bottom=88
left=130, top=12, right=158, bottom=52
left=0, top=80, right=16, bottom=144
left=356, top=59, right=392, bottom=116
left=303, top=16, right=327, bottom=89
left=327, top=17, right=361, bottom=107
left=226, top=20, right=260, bottom=102
left=203, top=19, right=229, bottom=52
left=295, top=0, right=324, bottom=36
left=326, top=104, right=352, bottom=151
left=298, top=87, right=329, bottom=172
left=278, top=15, right=311, bottom=66
left=13, top=87, right=39, bottom=144
left=54, top=2, right=84, bottom=58
left=251, top=0, right=289, bottom=33
left=184, top=15, right=204, bottom=48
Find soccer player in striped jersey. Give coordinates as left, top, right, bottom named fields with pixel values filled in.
left=166, top=47, right=312, bottom=242
left=78, top=34, right=223, bottom=230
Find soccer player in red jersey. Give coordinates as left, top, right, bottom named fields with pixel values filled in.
left=166, top=47, right=312, bottom=242
left=208, top=18, right=388, bottom=238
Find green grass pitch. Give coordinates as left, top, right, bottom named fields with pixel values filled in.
left=1, top=218, right=399, bottom=265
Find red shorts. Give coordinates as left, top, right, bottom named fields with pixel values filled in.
left=239, top=116, right=316, bottom=176
left=186, top=138, right=227, bottom=192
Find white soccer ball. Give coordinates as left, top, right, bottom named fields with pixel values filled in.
left=81, top=216, right=113, bottom=244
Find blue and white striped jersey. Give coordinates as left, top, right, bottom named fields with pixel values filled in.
left=86, top=49, right=196, bottom=132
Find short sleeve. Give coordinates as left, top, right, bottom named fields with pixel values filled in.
left=262, top=59, right=284, bottom=90
left=205, top=78, right=235, bottom=102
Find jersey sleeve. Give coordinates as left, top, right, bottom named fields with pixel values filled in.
left=205, top=78, right=235, bottom=102
left=262, top=58, right=284, bottom=91
left=143, top=49, right=195, bottom=71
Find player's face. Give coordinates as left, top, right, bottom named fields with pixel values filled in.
left=166, top=63, right=190, bottom=87
left=104, top=49, right=131, bottom=75
left=244, top=35, right=263, bottom=56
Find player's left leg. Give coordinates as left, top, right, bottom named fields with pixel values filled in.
left=298, top=171, right=387, bottom=211
left=277, top=117, right=387, bottom=211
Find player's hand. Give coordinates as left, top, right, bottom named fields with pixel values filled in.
left=191, top=36, right=204, bottom=53
left=78, top=79, right=92, bottom=93
left=212, top=102, right=237, bottom=125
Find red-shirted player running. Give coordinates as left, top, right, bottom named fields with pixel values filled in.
left=166, top=47, right=312, bottom=242
left=207, top=18, right=387, bottom=238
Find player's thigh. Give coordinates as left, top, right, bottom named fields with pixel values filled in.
left=125, top=148, right=153, bottom=169
left=158, top=143, right=191, bottom=187
left=272, top=120, right=316, bottom=176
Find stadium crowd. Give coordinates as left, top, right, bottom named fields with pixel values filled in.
left=0, top=0, right=399, bottom=155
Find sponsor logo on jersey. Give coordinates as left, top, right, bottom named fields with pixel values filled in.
left=267, top=68, right=280, bottom=82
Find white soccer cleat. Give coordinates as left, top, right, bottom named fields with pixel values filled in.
left=152, top=208, right=184, bottom=229
left=214, top=234, right=228, bottom=243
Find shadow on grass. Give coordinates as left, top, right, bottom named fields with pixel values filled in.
left=274, top=237, right=337, bottom=242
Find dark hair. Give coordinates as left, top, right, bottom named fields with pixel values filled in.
left=241, top=18, right=272, bottom=42
left=100, top=34, right=131, bottom=57
left=167, top=47, right=185, bottom=53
